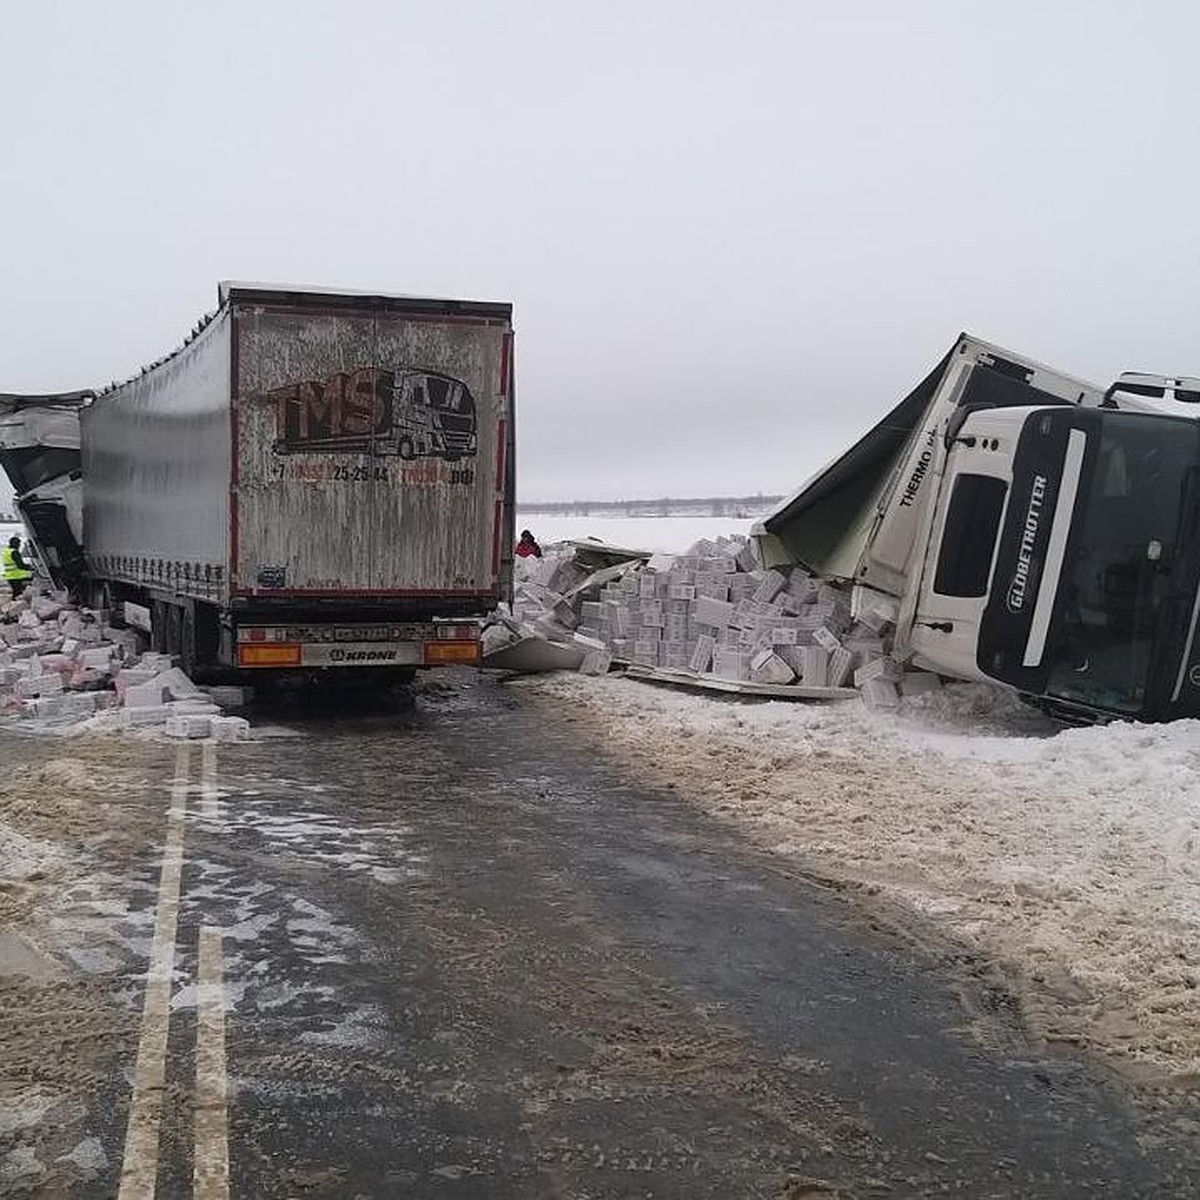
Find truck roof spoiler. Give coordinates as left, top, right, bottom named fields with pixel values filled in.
left=1104, top=372, right=1200, bottom=412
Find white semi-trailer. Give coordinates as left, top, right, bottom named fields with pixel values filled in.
left=4, top=283, right=516, bottom=677
left=758, top=335, right=1200, bottom=722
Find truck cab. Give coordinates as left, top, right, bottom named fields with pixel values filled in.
left=759, top=335, right=1200, bottom=723
left=906, top=403, right=1200, bottom=721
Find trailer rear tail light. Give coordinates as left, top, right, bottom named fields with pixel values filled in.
left=424, top=641, right=480, bottom=664
left=245, top=627, right=268, bottom=642
left=238, top=643, right=302, bottom=667
left=436, top=623, right=480, bottom=640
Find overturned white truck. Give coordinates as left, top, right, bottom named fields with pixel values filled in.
left=757, top=335, right=1200, bottom=722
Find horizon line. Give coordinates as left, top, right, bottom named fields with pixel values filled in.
left=518, top=492, right=783, bottom=504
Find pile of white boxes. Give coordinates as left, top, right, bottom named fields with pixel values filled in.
left=503, top=536, right=942, bottom=708
left=0, top=586, right=251, bottom=738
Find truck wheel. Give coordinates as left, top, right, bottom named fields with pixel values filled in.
left=91, top=582, right=119, bottom=626
left=164, top=604, right=183, bottom=661
left=150, top=601, right=169, bottom=654
left=398, top=437, right=415, bottom=461
left=179, top=607, right=198, bottom=677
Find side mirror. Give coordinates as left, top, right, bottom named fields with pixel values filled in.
left=944, top=401, right=996, bottom=449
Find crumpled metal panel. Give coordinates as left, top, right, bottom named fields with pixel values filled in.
left=233, top=304, right=511, bottom=600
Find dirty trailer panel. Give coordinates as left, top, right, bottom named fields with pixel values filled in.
left=233, top=299, right=511, bottom=606
left=82, top=308, right=232, bottom=601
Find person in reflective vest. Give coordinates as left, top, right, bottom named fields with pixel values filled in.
left=2, top=536, right=33, bottom=598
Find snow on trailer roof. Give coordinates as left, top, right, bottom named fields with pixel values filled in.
left=94, top=305, right=221, bottom=398
left=218, top=281, right=513, bottom=320
left=94, top=281, right=514, bottom=399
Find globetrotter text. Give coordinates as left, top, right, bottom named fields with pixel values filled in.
left=1006, top=474, right=1048, bottom=614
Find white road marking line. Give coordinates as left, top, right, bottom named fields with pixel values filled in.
left=193, top=925, right=230, bottom=1200
left=118, top=742, right=191, bottom=1200
left=200, top=741, right=219, bottom=821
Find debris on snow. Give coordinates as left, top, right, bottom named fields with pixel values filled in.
left=484, top=534, right=942, bottom=708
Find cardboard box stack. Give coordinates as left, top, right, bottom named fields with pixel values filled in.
left=490, top=535, right=941, bottom=707
left=0, top=584, right=251, bottom=738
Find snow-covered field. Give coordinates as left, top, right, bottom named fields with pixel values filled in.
left=515, top=513, right=759, bottom=554
left=516, top=669, right=1200, bottom=1083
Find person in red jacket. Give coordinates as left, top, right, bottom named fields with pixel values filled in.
left=515, top=529, right=542, bottom=559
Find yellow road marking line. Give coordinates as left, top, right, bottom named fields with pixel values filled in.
left=200, top=741, right=218, bottom=821
left=118, top=742, right=191, bottom=1200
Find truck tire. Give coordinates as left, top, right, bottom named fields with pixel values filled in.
left=156, top=602, right=200, bottom=676
left=150, top=600, right=169, bottom=654
left=165, top=604, right=182, bottom=660
left=91, top=581, right=120, bottom=627
left=178, top=607, right=198, bottom=677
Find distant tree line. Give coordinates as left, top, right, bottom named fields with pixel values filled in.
left=517, top=494, right=784, bottom=518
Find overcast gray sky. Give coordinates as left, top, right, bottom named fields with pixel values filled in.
left=3, top=1, right=1199, bottom=503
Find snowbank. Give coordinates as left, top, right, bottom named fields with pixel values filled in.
left=520, top=671, right=1200, bottom=1081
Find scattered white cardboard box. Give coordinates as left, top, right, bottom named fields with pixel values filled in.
left=202, top=685, right=253, bottom=709
left=862, top=678, right=901, bottom=709
left=0, top=585, right=256, bottom=739
left=165, top=714, right=213, bottom=739
left=211, top=716, right=251, bottom=741
left=750, top=649, right=795, bottom=685
left=484, top=533, right=945, bottom=709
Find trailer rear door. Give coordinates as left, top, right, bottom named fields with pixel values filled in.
left=230, top=293, right=512, bottom=608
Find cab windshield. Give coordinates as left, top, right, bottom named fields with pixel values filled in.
left=1045, top=414, right=1200, bottom=714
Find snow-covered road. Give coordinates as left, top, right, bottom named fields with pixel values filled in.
left=520, top=672, right=1200, bottom=1081
left=7, top=673, right=1200, bottom=1193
